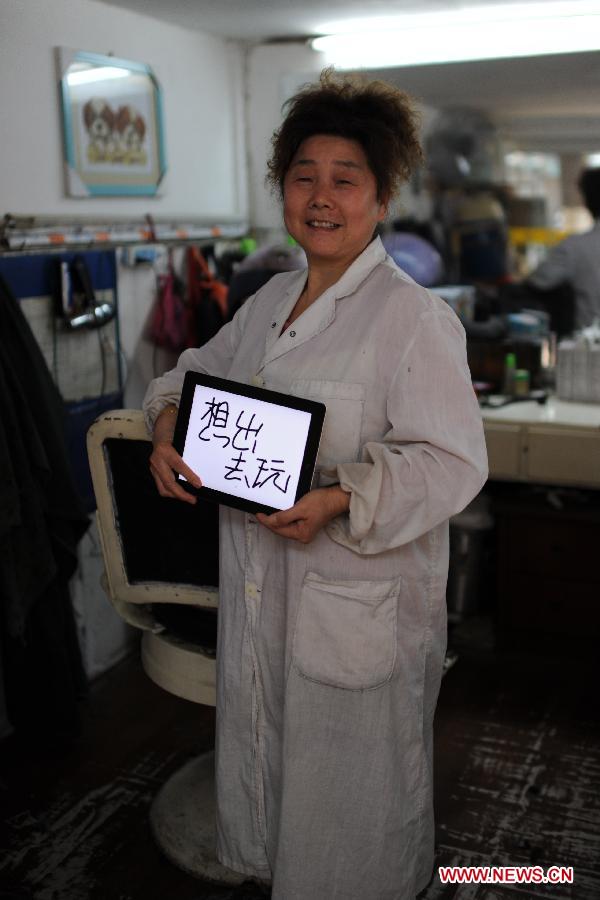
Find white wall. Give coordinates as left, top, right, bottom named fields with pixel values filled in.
left=245, top=43, right=438, bottom=232
left=246, top=43, right=323, bottom=231
left=0, top=0, right=247, bottom=219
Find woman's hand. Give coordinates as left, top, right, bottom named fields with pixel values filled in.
left=149, top=406, right=202, bottom=505
left=256, top=485, right=350, bottom=544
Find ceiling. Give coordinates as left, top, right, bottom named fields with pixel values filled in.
left=98, top=0, right=600, bottom=154
left=99, top=0, right=537, bottom=42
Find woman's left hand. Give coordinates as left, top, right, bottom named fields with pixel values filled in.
left=256, top=485, right=350, bottom=544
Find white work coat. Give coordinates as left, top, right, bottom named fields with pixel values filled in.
left=143, top=237, right=488, bottom=899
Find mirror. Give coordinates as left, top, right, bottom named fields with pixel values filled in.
left=57, top=47, right=167, bottom=197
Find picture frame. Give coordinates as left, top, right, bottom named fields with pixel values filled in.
left=57, top=48, right=167, bottom=197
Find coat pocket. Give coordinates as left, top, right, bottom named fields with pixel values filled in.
left=292, top=571, right=401, bottom=691
left=290, top=379, right=365, bottom=467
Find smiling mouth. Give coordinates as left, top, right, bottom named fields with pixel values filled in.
left=306, top=220, right=340, bottom=229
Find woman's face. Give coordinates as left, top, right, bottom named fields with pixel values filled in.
left=283, top=134, right=388, bottom=272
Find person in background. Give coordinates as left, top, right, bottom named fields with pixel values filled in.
left=528, top=167, right=600, bottom=330
left=143, top=70, right=488, bottom=899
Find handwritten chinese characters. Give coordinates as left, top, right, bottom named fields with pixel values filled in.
left=199, top=398, right=290, bottom=494
left=181, top=384, right=312, bottom=510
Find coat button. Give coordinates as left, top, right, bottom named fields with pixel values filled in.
left=290, top=330, right=296, bottom=337
left=271, top=322, right=277, bottom=328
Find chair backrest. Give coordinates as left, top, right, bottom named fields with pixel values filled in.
left=87, top=411, right=219, bottom=623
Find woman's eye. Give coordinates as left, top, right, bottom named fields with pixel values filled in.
left=337, top=179, right=354, bottom=186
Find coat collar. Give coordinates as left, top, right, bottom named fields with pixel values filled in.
left=261, top=237, right=387, bottom=368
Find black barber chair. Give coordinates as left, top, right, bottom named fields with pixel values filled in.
left=86, top=410, right=244, bottom=885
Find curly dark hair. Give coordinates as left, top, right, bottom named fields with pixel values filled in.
left=267, top=69, right=423, bottom=202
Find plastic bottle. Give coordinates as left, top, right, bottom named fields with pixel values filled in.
left=513, top=369, right=530, bottom=396
left=502, top=352, right=516, bottom=395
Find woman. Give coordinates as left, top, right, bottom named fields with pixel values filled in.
left=144, top=71, right=488, bottom=899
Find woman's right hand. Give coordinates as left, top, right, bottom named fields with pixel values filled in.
left=149, top=406, right=202, bottom=505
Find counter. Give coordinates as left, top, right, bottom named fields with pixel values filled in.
left=481, top=397, right=600, bottom=647
left=482, top=397, right=600, bottom=489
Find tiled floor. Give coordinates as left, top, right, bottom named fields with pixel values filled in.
left=1, top=625, right=599, bottom=900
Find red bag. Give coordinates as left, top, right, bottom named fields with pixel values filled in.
left=148, top=252, right=194, bottom=353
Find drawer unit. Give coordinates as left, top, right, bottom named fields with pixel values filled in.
left=484, top=423, right=522, bottom=479
left=482, top=397, right=600, bottom=490
left=526, top=427, right=600, bottom=488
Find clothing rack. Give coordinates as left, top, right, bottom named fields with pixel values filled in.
left=0, top=214, right=249, bottom=254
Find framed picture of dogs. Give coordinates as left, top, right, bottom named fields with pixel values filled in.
left=57, top=48, right=167, bottom=197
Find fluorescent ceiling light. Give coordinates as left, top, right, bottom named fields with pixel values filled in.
left=312, top=1, right=600, bottom=68
left=66, top=66, right=130, bottom=86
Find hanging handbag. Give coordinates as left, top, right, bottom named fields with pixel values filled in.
left=147, top=251, right=193, bottom=353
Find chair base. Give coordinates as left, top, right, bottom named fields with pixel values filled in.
left=149, top=750, right=245, bottom=886
left=141, top=630, right=216, bottom=706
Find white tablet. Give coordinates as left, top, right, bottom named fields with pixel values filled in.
left=173, top=372, right=326, bottom=515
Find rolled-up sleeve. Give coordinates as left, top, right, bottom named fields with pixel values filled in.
left=329, top=308, right=488, bottom=554
left=142, top=294, right=256, bottom=433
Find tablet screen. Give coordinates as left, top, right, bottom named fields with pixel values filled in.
left=173, top=373, right=325, bottom=515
